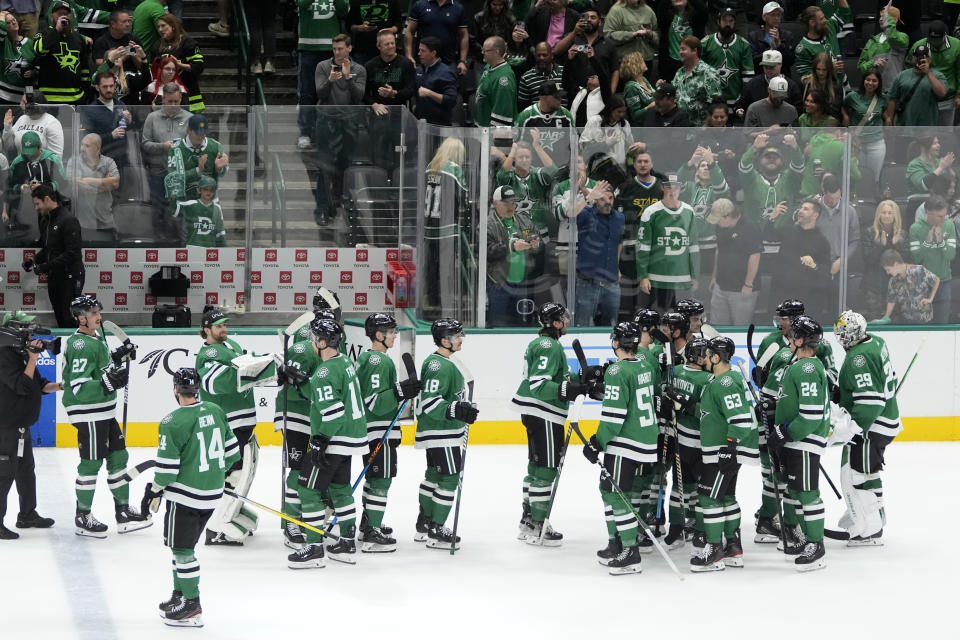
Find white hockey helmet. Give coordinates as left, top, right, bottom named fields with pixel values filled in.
left=834, top=310, right=867, bottom=349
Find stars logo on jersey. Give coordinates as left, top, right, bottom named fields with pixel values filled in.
left=317, top=367, right=330, bottom=378
left=498, top=75, right=510, bottom=87
left=74, top=338, right=85, bottom=350
left=288, top=446, right=302, bottom=462
left=539, top=338, right=552, bottom=349
left=428, top=359, right=441, bottom=372
left=293, top=343, right=307, bottom=354
left=608, top=364, right=620, bottom=376
left=205, top=347, right=218, bottom=358
left=720, top=375, right=733, bottom=387
left=852, top=354, right=866, bottom=368
left=53, top=41, right=81, bottom=73
left=802, top=361, right=815, bottom=374
left=161, top=414, right=173, bottom=424
left=369, top=353, right=382, bottom=365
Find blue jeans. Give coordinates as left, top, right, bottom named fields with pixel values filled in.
left=575, top=275, right=620, bottom=327
left=486, top=281, right=532, bottom=327
left=297, top=50, right=331, bottom=138
left=932, top=280, right=953, bottom=324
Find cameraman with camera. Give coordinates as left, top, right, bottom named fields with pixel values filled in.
left=21, top=1, right=93, bottom=105
left=885, top=44, right=948, bottom=128
left=0, top=310, right=60, bottom=540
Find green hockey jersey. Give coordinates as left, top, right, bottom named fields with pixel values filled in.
left=699, top=33, right=754, bottom=103
left=623, top=79, right=655, bottom=124
left=297, top=0, right=349, bottom=51
left=357, top=349, right=401, bottom=443
left=62, top=330, right=116, bottom=423
left=596, top=356, right=659, bottom=463
left=173, top=199, right=226, bottom=247
left=474, top=61, right=516, bottom=127
left=165, top=136, right=228, bottom=202
left=836, top=334, right=901, bottom=439
left=513, top=103, right=575, bottom=154
left=671, top=364, right=712, bottom=449
left=511, top=334, right=571, bottom=424
left=774, top=356, right=829, bottom=453
left=699, top=369, right=759, bottom=464
left=273, top=337, right=320, bottom=437
left=154, top=401, right=241, bottom=509
left=758, top=330, right=838, bottom=384
left=496, top=165, right=557, bottom=229
left=415, top=353, right=467, bottom=449
left=793, top=4, right=852, bottom=78
left=197, top=338, right=256, bottom=431
left=636, top=199, right=699, bottom=289
left=738, top=145, right=805, bottom=229
left=760, top=345, right=793, bottom=401
left=308, top=353, right=368, bottom=455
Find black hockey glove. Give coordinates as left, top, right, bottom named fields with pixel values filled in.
left=829, top=382, right=841, bottom=404
left=100, top=366, right=129, bottom=393
left=587, top=380, right=605, bottom=401
left=447, top=401, right=479, bottom=424
left=751, top=365, right=766, bottom=388
left=655, top=393, right=674, bottom=424
left=580, top=364, right=603, bottom=383
left=754, top=398, right=776, bottom=427
left=717, top=441, right=739, bottom=473
left=21, top=258, right=34, bottom=272
left=309, top=433, right=331, bottom=467
left=767, top=423, right=790, bottom=456
left=110, top=340, right=137, bottom=366
left=393, top=378, right=422, bottom=401
left=558, top=380, right=589, bottom=402
left=278, top=364, right=309, bottom=388
left=581, top=434, right=601, bottom=464
left=141, top=482, right=163, bottom=515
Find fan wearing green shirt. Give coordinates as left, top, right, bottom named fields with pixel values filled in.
left=486, top=185, right=545, bottom=327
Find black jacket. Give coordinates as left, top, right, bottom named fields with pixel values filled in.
left=35, top=204, right=84, bottom=281
left=525, top=4, right=579, bottom=50
left=643, top=105, right=691, bottom=127
left=0, top=347, right=49, bottom=430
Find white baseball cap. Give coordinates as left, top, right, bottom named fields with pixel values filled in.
left=762, top=1, right=783, bottom=15
left=768, top=75, right=789, bottom=96
left=760, top=49, right=783, bottom=66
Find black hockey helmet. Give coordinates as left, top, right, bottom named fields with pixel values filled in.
left=310, top=317, right=343, bottom=348
left=173, top=367, right=200, bottom=396
left=706, top=336, right=735, bottom=362
left=686, top=337, right=710, bottom=364
left=313, top=286, right=341, bottom=313
left=632, top=308, right=661, bottom=333
left=790, top=315, right=823, bottom=347
left=674, top=298, right=704, bottom=318
left=364, top=312, right=397, bottom=339
left=661, top=311, right=690, bottom=336
left=431, top=317, right=464, bottom=346
left=70, top=294, right=102, bottom=318
left=537, top=302, right=568, bottom=328
left=611, top=321, right=642, bottom=351
left=775, top=298, right=805, bottom=319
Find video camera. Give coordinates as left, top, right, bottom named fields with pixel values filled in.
left=0, top=317, right=60, bottom=355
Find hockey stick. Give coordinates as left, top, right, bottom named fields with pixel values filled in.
left=102, top=320, right=135, bottom=439
left=895, top=338, right=924, bottom=395
left=280, top=329, right=290, bottom=518
left=537, top=394, right=584, bottom=545
left=449, top=354, right=476, bottom=555
left=746, top=324, right=757, bottom=364
left=283, top=311, right=317, bottom=338
left=570, top=421, right=685, bottom=581
left=224, top=489, right=327, bottom=537
left=113, top=459, right=157, bottom=486
left=654, top=334, right=676, bottom=530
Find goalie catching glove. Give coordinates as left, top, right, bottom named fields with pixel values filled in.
left=100, top=365, right=129, bottom=393
left=141, top=482, right=163, bottom=514
left=394, top=378, right=422, bottom=401
left=447, top=401, right=479, bottom=424
left=558, top=380, right=589, bottom=401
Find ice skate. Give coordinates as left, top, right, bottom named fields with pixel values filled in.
left=288, top=542, right=326, bottom=569
left=158, top=590, right=182, bottom=612
left=163, top=596, right=203, bottom=627
left=663, top=524, right=686, bottom=550
left=425, top=523, right=460, bottom=550
left=283, top=521, right=306, bottom=550
left=359, top=526, right=397, bottom=553
left=607, top=545, right=642, bottom=575
left=754, top=516, right=781, bottom=543
left=525, top=520, right=563, bottom=547
left=326, top=526, right=358, bottom=564
left=116, top=503, right=152, bottom=534
left=847, top=529, right=883, bottom=547
left=596, top=536, right=622, bottom=566
left=690, top=542, right=725, bottom=572
left=723, top=530, right=743, bottom=568
left=75, top=509, right=108, bottom=539
left=794, top=541, right=826, bottom=572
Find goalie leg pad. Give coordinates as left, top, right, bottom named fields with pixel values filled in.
left=207, top=436, right=261, bottom=540
left=840, top=460, right=882, bottom=539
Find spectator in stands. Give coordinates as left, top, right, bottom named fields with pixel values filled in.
left=701, top=101, right=740, bottom=185
left=7, top=131, right=64, bottom=224
left=737, top=49, right=801, bottom=116
left=858, top=5, right=907, bottom=89
left=22, top=1, right=92, bottom=105
left=707, top=198, right=762, bottom=325
left=404, top=0, right=469, bottom=75
left=365, top=30, right=416, bottom=172
left=50, top=0, right=108, bottom=35
left=504, top=20, right=531, bottom=70
left=816, top=172, right=860, bottom=277
left=517, top=42, right=564, bottom=110
left=738, top=131, right=803, bottom=231
left=884, top=45, right=948, bottom=128
left=748, top=2, right=796, bottom=75
left=485, top=184, right=544, bottom=327
left=294, top=0, right=348, bottom=150
left=93, top=9, right=141, bottom=65
left=5, top=0, right=37, bottom=40
left=774, top=197, right=832, bottom=318
left=860, top=200, right=908, bottom=319
left=26, top=183, right=82, bottom=327
left=602, top=0, right=658, bottom=69
left=574, top=183, right=624, bottom=326
left=801, top=128, right=860, bottom=197
left=567, top=71, right=605, bottom=127
left=349, top=0, right=402, bottom=65
left=908, top=195, right=956, bottom=322
left=173, top=174, right=225, bottom=247
left=314, top=33, right=365, bottom=225
left=744, top=75, right=797, bottom=127
left=514, top=82, right=574, bottom=155
left=877, top=249, right=940, bottom=324
left=797, top=88, right=838, bottom=128
left=132, top=0, right=166, bottom=54
left=82, top=72, right=132, bottom=169
left=0, top=12, right=29, bottom=105
left=471, top=0, right=516, bottom=56
left=553, top=155, right=600, bottom=276
left=679, top=145, right=728, bottom=287
left=525, top=0, right=579, bottom=50
left=643, top=81, right=689, bottom=126
left=700, top=8, right=754, bottom=111
left=206, top=0, right=229, bottom=37
left=656, top=0, right=705, bottom=84
left=144, top=55, right=187, bottom=107
left=841, top=68, right=885, bottom=186
left=164, top=114, right=228, bottom=205
left=414, top=36, right=458, bottom=126
left=141, top=82, right=189, bottom=234
left=907, top=21, right=960, bottom=127
left=152, top=14, right=204, bottom=113
left=95, top=44, right=151, bottom=105
left=243, top=0, right=276, bottom=75
left=793, top=0, right=851, bottom=80
left=619, top=52, right=653, bottom=124
left=669, top=35, right=721, bottom=127
left=494, top=137, right=557, bottom=232
left=2, top=97, right=63, bottom=158
left=423, top=138, right=466, bottom=315
left=801, top=51, right=842, bottom=120
left=65, top=133, right=119, bottom=235
left=474, top=35, right=516, bottom=127
left=580, top=94, right=633, bottom=165
left=906, top=136, right=955, bottom=196
left=557, top=9, right=619, bottom=95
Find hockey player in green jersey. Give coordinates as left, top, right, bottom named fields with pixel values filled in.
left=172, top=175, right=225, bottom=247
left=142, top=368, right=241, bottom=628
left=755, top=298, right=837, bottom=386
left=288, top=318, right=369, bottom=568
left=674, top=298, right=707, bottom=339
left=692, top=336, right=759, bottom=572
left=62, top=295, right=151, bottom=538
left=164, top=114, right=228, bottom=203
left=474, top=36, right=516, bottom=127
left=768, top=315, right=830, bottom=572
left=833, top=310, right=901, bottom=546
left=356, top=313, right=421, bottom=552
left=415, top=318, right=479, bottom=549
left=511, top=302, right=587, bottom=546
left=581, top=321, right=660, bottom=575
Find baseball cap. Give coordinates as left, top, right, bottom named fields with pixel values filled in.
left=198, top=175, right=217, bottom=189
left=493, top=185, right=515, bottom=202
left=718, top=7, right=736, bottom=18
left=662, top=173, right=681, bottom=187
left=768, top=75, right=789, bottom=96
left=50, top=0, right=72, bottom=14
left=761, top=146, right=782, bottom=156
left=188, top=114, right=209, bottom=135
left=21, top=131, right=41, bottom=153
left=760, top=50, right=782, bottom=67
left=762, top=1, right=782, bottom=15
left=706, top=198, right=735, bottom=224
left=654, top=82, right=676, bottom=99
left=539, top=82, right=568, bottom=102
left=927, top=20, right=947, bottom=41
left=201, top=307, right=230, bottom=328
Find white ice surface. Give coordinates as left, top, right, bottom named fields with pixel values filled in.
left=2, top=442, right=956, bottom=640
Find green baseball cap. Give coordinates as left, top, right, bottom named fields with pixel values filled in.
left=21, top=131, right=41, bottom=153
left=198, top=175, right=217, bottom=189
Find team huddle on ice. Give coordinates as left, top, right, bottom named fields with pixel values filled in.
left=52, top=287, right=899, bottom=627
